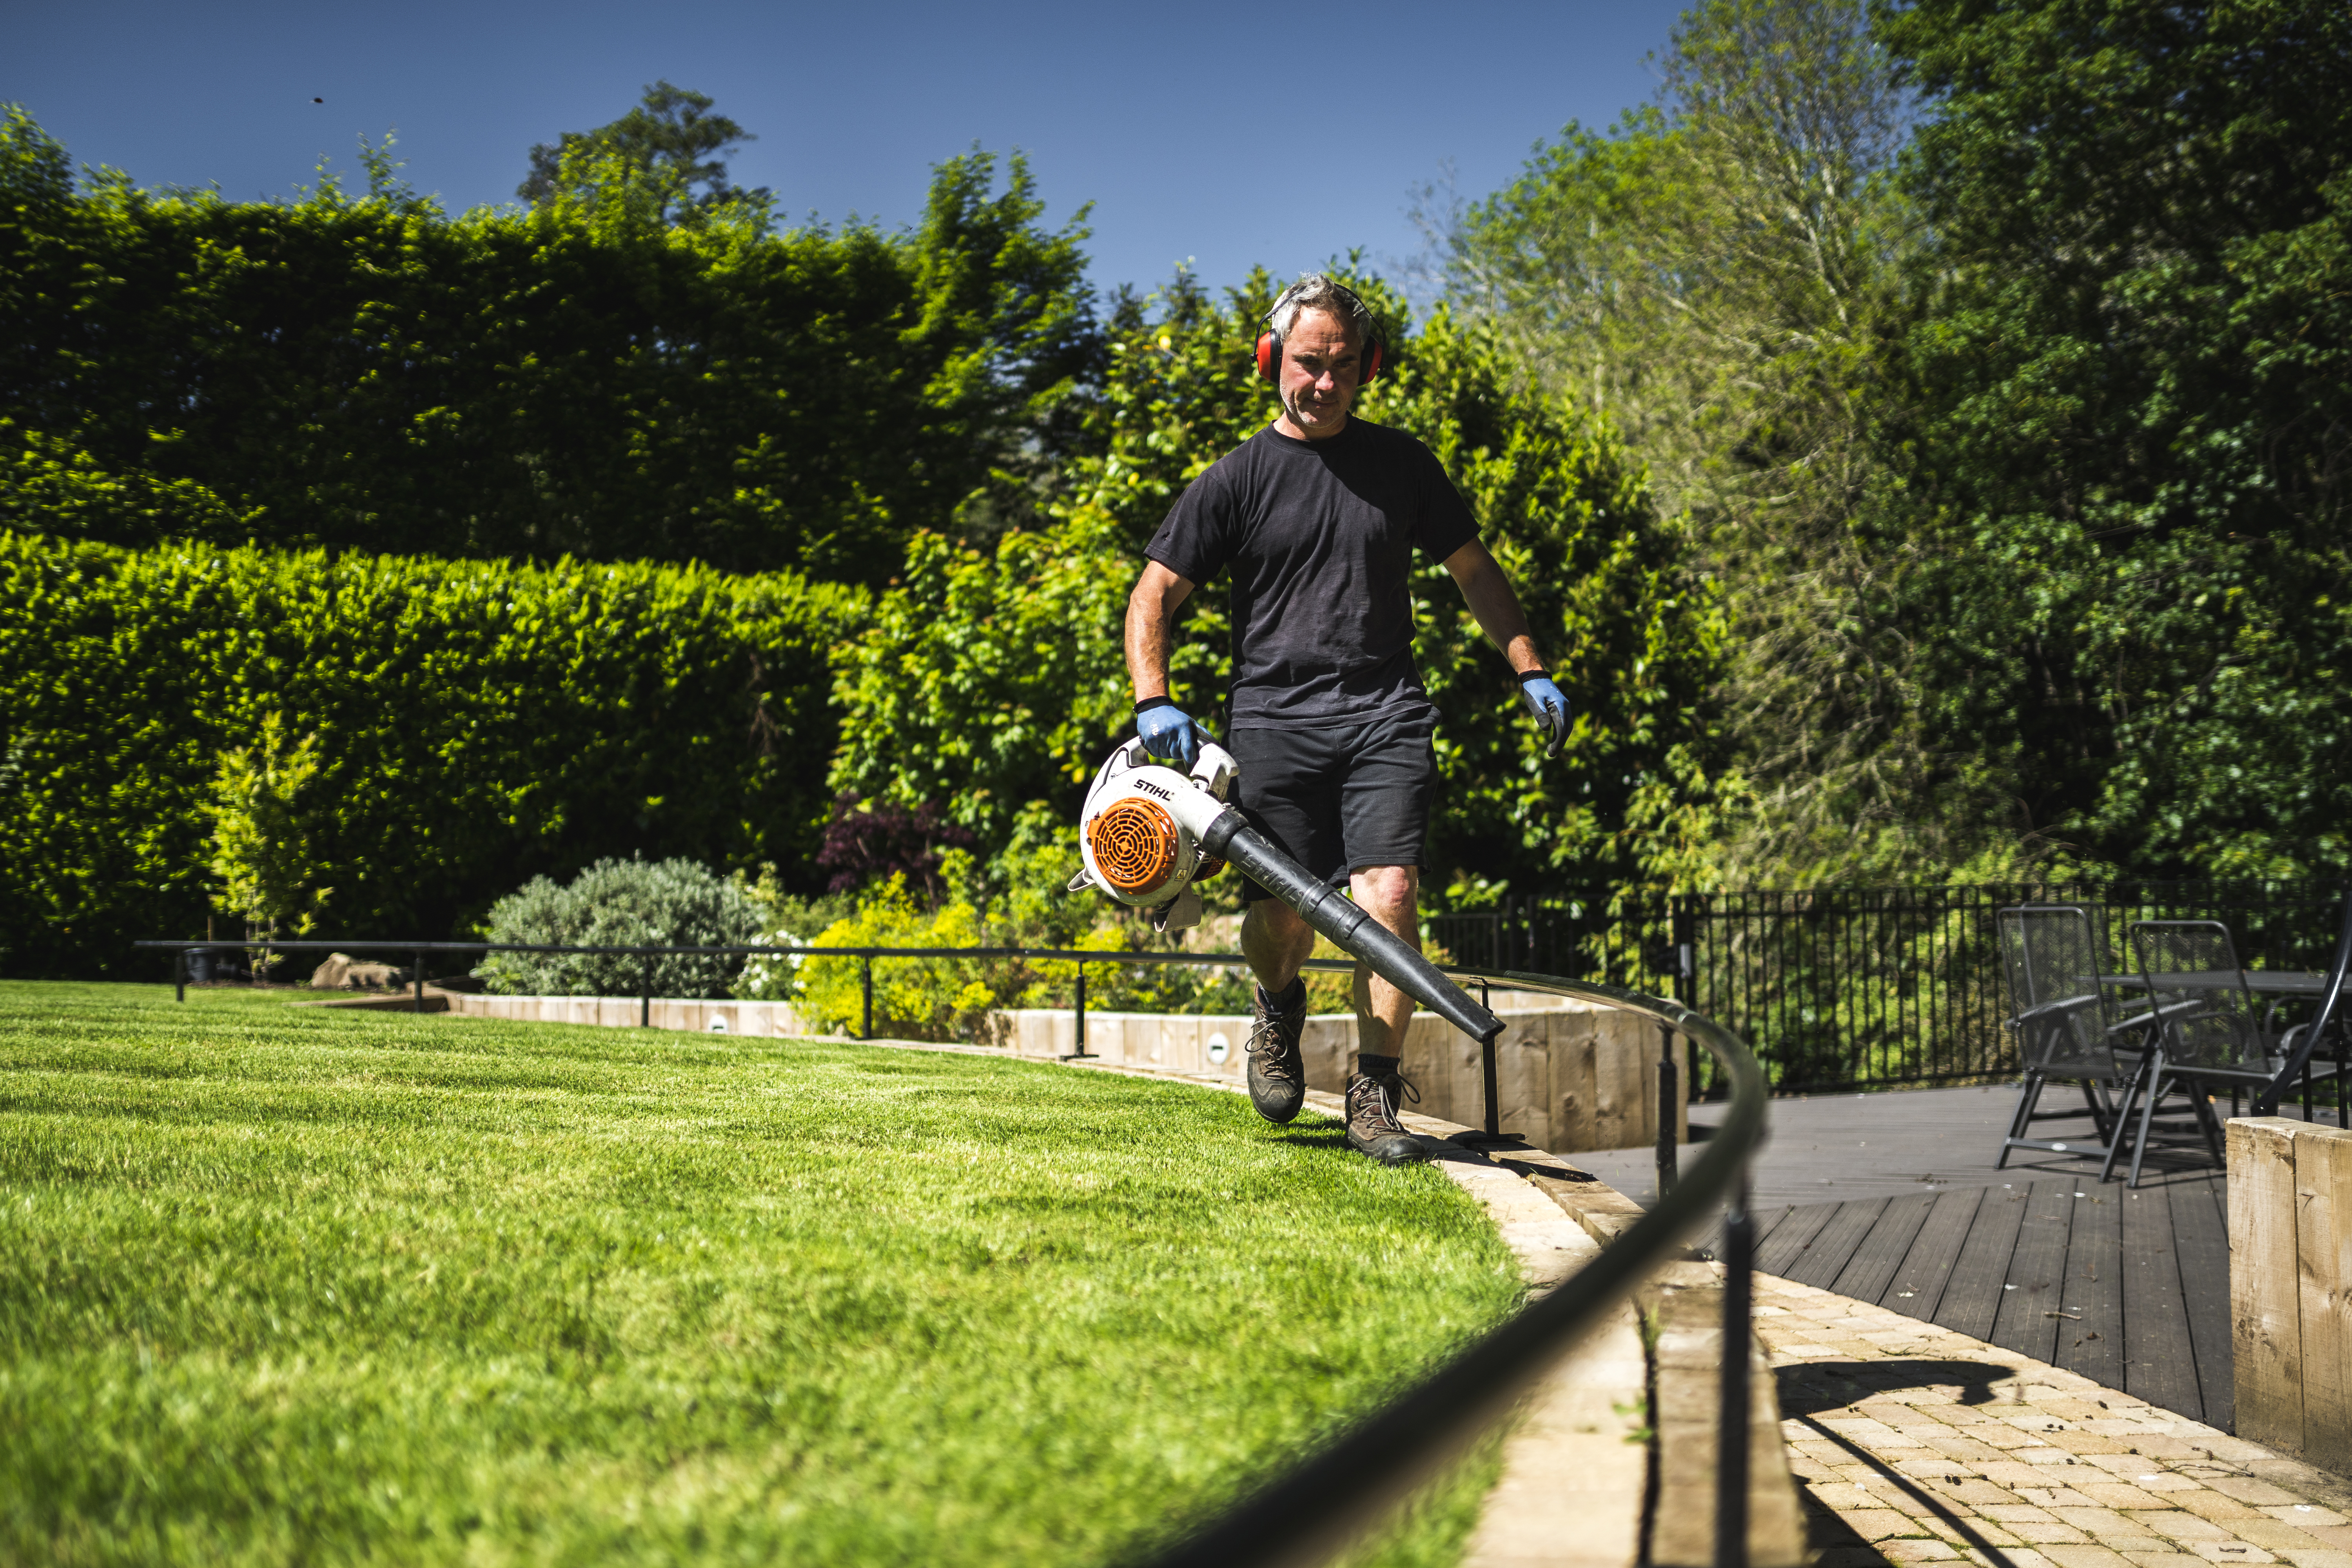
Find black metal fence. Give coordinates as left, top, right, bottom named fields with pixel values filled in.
left=1428, top=879, right=2352, bottom=1095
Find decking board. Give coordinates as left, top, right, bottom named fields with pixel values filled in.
left=1756, top=1202, right=1840, bottom=1279
left=1881, top=1186, right=1986, bottom=1323
left=1936, top=1183, right=2030, bottom=1344
left=2118, top=1184, right=2203, bottom=1422
left=2172, top=1170, right=2236, bottom=1432
left=1831, top=1192, right=1937, bottom=1306
left=1781, top=1196, right=1890, bottom=1290
left=2053, top=1183, right=2123, bottom=1387
left=1991, top=1179, right=2079, bottom=1362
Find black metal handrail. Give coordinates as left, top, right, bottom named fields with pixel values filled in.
left=138, top=936, right=1769, bottom=1566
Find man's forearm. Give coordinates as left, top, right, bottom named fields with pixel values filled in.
left=1443, top=542, right=1550, bottom=676
left=1126, top=603, right=1173, bottom=701
left=1125, top=563, right=1198, bottom=702
left=1463, top=565, right=1545, bottom=674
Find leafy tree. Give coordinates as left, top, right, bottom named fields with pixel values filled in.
left=0, top=107, right=1097, bottom=585
left=518, top=81, right=763, bottom=223
left=1881, top=0, right=2352, bottom=878
left=1432, top=0, right=1932, bottom=884
left=205, top=712, right=334, bottom=978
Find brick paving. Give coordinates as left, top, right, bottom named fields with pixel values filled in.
left=1756, top=1274, right=2352, bottom=1568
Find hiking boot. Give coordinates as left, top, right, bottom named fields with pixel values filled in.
left=1345, top=1068, right=1428, bottom=1166
left=1245, top=982, right=1307, bottom=1124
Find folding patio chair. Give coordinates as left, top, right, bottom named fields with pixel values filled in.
left=1995, top=904, right=2148, bottom=1168
left=2106, top=920, right=2279, bottom=1188
left=2252, top=883, right=2352, bottom=1124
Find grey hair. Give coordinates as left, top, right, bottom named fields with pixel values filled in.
left=1267, top=274, right=1377, bottom=345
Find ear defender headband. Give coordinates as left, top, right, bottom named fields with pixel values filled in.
left=1255, top=280, right=1385, bottom=387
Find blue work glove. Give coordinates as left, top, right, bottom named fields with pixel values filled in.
left=1517, top=671, right=1570, bottom=755
left=1134, top=696, right=1199, bottom=769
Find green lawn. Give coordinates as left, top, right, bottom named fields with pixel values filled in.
left=0, top=982, right=1519, bottom=1566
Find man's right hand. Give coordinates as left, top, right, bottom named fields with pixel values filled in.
left=1135, top=698, right=1199, bottom=769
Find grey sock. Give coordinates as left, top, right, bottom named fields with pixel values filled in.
left=1356, top=1053, right=1400, bottom=1081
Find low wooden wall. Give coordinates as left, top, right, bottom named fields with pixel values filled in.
left=2228, top=1116, right=2352, bottom=1469
left=445, top=993, right=811, bottom=1036
left=989, top=995, right=1688, bottom=1155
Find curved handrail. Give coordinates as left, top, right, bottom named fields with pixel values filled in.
left=1135, top=967, right=1768, bottom=1568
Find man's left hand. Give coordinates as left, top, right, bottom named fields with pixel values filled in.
left=1518, top=673, right=1570, bottom=754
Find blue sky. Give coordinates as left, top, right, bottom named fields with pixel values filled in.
left=6, top=0, right=1686, bottom=302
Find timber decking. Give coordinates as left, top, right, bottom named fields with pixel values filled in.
left=1744, top=1171, right=2234, bottom=1427
left=1561, top=1082, right=2340, bottom=1430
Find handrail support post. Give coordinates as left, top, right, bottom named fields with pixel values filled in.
left=1064, top=963, right=1092, bottom=1060
left=1716, top=1173, right=1755, bottom=1568
left=861, top=955, right=873, bottom=1040
left=1657, top=1022, right=1679, bottom=1197
left=1455, top=979, right=1523, bottom=1148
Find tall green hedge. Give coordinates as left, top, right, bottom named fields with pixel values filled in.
left=0, top=534, right=859, bottom=976
left=0, top=107, right=1098, bottom=586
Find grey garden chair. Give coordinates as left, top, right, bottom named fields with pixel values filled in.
left=2106, top=919, right=2279, bottom=1187
left=1995, top=904, right=2149, bottom=1168
left=2252, top=885, right=2352, bottom=1125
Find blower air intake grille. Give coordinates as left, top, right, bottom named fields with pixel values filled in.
left=1090, top=798, right=1180, bottom=894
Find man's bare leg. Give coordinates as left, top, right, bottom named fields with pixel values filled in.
left=1239, top=897, right=1316, bottom=1123
left=1348, top=865, right=1421, bottom=1060
left=1240, top=897, right=1315, bottom=993
left=1342, top=865, right=1428, bottom=1164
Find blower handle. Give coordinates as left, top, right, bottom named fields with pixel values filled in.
left=1200, top=811, right=1503, bottom=1046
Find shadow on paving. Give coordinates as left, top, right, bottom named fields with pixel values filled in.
left=1776, top=1358, right=2016, bottom=1416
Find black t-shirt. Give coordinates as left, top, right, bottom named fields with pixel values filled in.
left=1145, top=418, right=1479, bottom=727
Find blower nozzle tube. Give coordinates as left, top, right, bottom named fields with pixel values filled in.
left=1201, top=810, right=1503, bottom=1045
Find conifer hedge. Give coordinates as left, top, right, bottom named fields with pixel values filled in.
left=0, top=534, right=858, bottom=976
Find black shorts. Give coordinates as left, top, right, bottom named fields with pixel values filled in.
left=1227, top=705, right=1438, bottom=902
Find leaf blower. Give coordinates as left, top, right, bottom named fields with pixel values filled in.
left=1067, top=740, right=1503, bottom=1045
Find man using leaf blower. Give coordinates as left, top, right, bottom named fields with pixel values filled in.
left=1123, top=274, right=1570, bottom=1166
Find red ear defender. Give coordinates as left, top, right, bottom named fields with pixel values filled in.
left=1360, top=339, right=1383, bottom=386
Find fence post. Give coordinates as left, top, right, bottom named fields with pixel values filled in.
left=1716, top=1172, right=1755, bottom=1568
left=861, top=955, right=873, bottom=1041
left=1655, top=1023, right=1679, bottom=1197
left=641, top=954, right=652, bottom=1029
left=1480, top=979, right=1501, bottom=1136
left=174, top=946, right=186, bottom=1003
left=1069, top=963, right=1090, bottom=1059
left=413, top=949, right=425, bottom=1014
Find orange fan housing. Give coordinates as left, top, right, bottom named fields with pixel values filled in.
left=1089, top=798, right=1181, bottom=895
